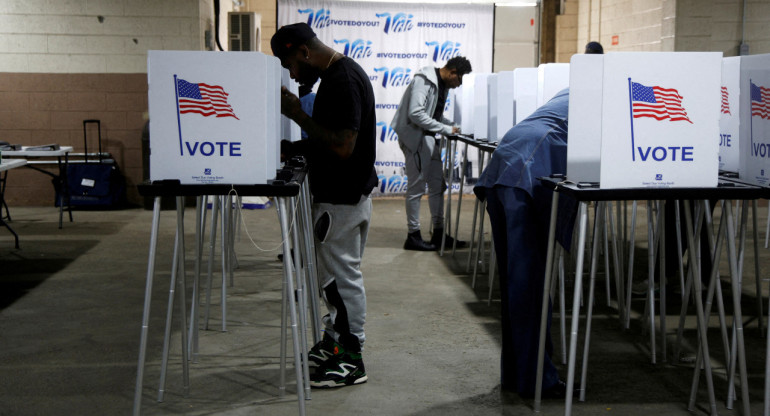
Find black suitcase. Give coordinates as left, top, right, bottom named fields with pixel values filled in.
left=56, top=120, right=126, bottom=208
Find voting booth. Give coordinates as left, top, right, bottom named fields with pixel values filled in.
left=513, top=67, right=538, bottom=124
left=738, top=53, right=770, bottom=186
left=567, top=52, right=722, bottom=188
left=472, top=73, right=492, bottom=140
left=566, top=54, right=604, bottom=183
left=720, top=56, right=741, bottom=172
left=148, top=50, right=282, bottom=185
left=281, top=68, right=301, bottom=143
left=488, top=71, right=515, bottom=143
left=459, top=75, right=476, bottom=135
left=536, top=63, right=570, bottom=107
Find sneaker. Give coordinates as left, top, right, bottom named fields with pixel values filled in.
left=310, top=351, right=368, bottom=388
left=307, top=333, right=343, bottom=368
left=431, top=227, right=467, bottom=249
left=403, top=230, right=436, bottom=251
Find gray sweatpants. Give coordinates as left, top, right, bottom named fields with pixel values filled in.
left=400, top=136, right=446, bottom=234
left=313, top=195, right=371, bottom=352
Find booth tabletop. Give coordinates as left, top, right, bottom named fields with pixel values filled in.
left=448, top=134, right=498, bottom=153
left=0, top=159, right=27, bottom=172
left=138, top=161, right=308, bottom=198
left=538, top=175, right=765, bottom=202
left=3, top=146, right=74, bottom=157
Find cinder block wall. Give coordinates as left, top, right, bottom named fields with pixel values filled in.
left=0, top=0, right=219, bottom=206
left=675, top=0, right=770, bottom=55
left=569, top=0, right=769, bottom=56
left=573, top=0, right=672, bottom=52
left=242, top=0, right=277, bottom=53
left=0, top=73, right=147, bottom=206
left=555, top=1, right=579, bottom=63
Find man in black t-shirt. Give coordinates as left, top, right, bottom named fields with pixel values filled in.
left=272, top=22, right=376, bottom=389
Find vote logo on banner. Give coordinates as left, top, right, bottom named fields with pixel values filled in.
left=426, top=41, right=462, bottom=62
left=333, top=38, right=373, bottom=59
left=298, top=8, right=331, bottom=29
left=375, top=12, right=414, bottom=34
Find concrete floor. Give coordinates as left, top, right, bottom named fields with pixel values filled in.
left=0, top=197, right=768, bottom=416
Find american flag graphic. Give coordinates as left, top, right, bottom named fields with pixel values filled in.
left=751, top=81, right=770, bottom=120
left=631, top=81, right=692, bottom=123
left=176, top=78, right=239, bottom=120
left=721, top=86, right=731, bottom=115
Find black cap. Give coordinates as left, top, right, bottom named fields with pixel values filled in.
left=585, top=41, right=604, bottom=54
left=271, top=23, right=317, bottom=59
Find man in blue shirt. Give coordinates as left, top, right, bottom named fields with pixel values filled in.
left=474, top=89, right=576, bottom=398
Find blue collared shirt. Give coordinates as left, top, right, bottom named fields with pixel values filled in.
left=475, top=88, right=569, bottom=198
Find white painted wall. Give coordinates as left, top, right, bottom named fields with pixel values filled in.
left=494, top=5, right=538, bottom=71
left=0, top=0, right=235, bottom=73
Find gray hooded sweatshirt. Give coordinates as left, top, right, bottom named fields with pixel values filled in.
left=390, top=66, right=454, bottom=154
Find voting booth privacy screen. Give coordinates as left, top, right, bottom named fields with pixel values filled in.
left=720, top=56, right=741, bottom=172
left=738, top=53, right=770, bottom=186
left=148, top=51, right=282, bottom=185
left=568, top=52, right=722, bottom=189
left=278, top=0, right=493, bottom=195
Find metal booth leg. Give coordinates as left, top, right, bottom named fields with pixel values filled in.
left=204, top=196, right=219, bottom=330
left=534, top=190, right=560, bottom=412
left=563, top=202, right=590, bottom=416
left=133, top=196, right=162, bottom=416
left=277, top=197, right=307, bottom=416
left=453, top=141, right=470, bottom=255
left=157, top=196, right=190, bottom=401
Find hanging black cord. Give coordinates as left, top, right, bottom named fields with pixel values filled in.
left=214, top=0, right=224, bottom=51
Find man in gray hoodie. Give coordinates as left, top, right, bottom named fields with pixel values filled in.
left=390, top=56, right=472, bottom=251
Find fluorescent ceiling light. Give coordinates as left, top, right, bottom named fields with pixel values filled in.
left=495, top=1, right=537, bottom=6
left=335, top=0, right=536, bottom=3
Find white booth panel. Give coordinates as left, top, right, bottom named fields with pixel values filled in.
left=566, top=55, right=604, bottom=183
left=513, top=67, right=538, bottom=124
left=148, top=50, right=280, bottom=185
left=491, top=71, right=515, bottom=142
left=281, top=68, right=301, bottom=143
left=719, top=56, right=741, bottom=173
left=738, top=53, right=770, bottom=186
left=460, top=75, right=476, bottom=135
left=599, top=52, right=722, bottom=188
left=537, top=63, right=570, bottom=107
left=472, top=73, right=491, bottom=140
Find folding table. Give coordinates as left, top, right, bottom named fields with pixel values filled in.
left=2, top=146, right=74, bottom=228
left=133, top=158, right=314, bottom=416
left=0, top=158, right=27, bottom=248
left=534, top=176, right=763, bottom=416
left=443, top=133, right=497, bottom=256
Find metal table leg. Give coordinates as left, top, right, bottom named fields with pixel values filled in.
left=534, top=190, right=560, bottom=412
left=277, top=197, right=307, bottom=415
left=133, top=197, right=162, bottom=416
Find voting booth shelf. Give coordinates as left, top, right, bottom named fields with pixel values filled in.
left=133, top=157, right=314, bottom=416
